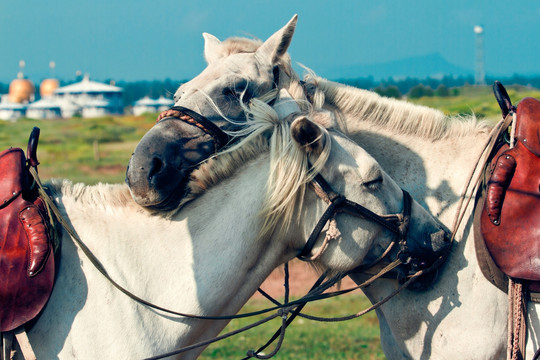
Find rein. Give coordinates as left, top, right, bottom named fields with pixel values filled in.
left=28, top=81, right=451, bottom=358
left=29, top=160, right=420, bottom=359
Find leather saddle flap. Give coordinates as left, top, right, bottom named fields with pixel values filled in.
left=0, top=148, right=28, bottom=208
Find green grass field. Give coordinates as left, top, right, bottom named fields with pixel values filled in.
left=408, top=84, right=540, bottom=119
left=0, top=113, right=157, bottom=184
left=2, top=84, right=539, bottom=358
left=200, top=294, right=384, bottom=359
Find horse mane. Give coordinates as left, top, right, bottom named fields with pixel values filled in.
left=46, top=180, right=140, bottom=213
left=186, top=98, right=331, bottom=240
left=215, top=37, right=263, bottom=57
left=305, top=75, right=492, bottom=140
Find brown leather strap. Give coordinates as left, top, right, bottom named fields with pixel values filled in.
left=158, top=106, right=231, bottom=150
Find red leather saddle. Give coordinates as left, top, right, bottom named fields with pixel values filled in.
left=481, top=96, right=540, bottom=289
left=0, top=128, right=56, bottom=332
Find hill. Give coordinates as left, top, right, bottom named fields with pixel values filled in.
left=318, top=53, right=472, bottom=80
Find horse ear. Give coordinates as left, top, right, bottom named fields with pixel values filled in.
left=255, top=14, right=298, bottom=65
left=203, top=32, right=222, bottom=64
left=291, top=116, right=324, bottom=153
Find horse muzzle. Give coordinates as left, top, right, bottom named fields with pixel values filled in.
left=398, top=228, right=451, bottom=291
left=126, top=117, right=217, bottom=210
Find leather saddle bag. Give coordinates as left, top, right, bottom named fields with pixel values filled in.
left=0, top=128, right=56, bottom=331
left=481, top=97, right=540, bottom=288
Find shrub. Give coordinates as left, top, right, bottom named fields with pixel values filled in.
left=409, top=84, right=434, bottom=98
left=374, top=85, right=402, bottom=99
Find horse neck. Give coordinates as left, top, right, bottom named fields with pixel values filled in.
left=312, top=81, right=491, bottom=227
left=53, top=161, right=293, bottom=309
left=344, top=122, right=490, bottom=225
left=45, top=159, right=299, bottom=357
left=340, top=112, right=491, bottom=298
left=325, top=87, right=510, bottom=358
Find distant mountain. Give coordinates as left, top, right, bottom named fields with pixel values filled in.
left=318, top=53, right=473, bottom=80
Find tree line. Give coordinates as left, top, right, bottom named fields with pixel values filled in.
left=340, top=73, right=540, bottom=99
left=2, top=73, right=540, bottom=105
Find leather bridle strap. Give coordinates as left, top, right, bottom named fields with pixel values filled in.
left=156, top=105, right=231, bottom=150
left=298, top=173, right=412, bottom=261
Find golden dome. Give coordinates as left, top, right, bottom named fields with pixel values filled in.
left=9, top=78, right=35, bottom=104
left=40, top=78, right=59, bottom=97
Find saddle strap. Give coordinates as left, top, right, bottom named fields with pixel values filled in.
left=507, top=279, right=527, bottom=360
left=1, top=327, right=37, bottom=360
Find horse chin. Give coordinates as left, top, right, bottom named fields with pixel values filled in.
left=127, top=171, right=191, bottom=212
left=144, top=187, right=187, bottom=211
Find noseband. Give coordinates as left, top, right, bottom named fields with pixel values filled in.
left=156, top=105, right=231, bottom=151
left=298, top=173, right=413, bottom=272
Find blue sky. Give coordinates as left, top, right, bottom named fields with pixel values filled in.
left=1, top=0, right=539, bottom=83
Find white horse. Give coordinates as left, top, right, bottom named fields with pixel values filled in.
left=26, top=90, right=447, bottom=359
left=148, top=15, right=540, bottom=359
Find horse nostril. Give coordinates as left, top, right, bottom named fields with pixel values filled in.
left=148, top=156, right=164, bottom=180
left=444, top=233, right=451, bottom=243
left=430, top=229, right=451, bottom=255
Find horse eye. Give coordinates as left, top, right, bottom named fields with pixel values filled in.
left=223, top=87, right=237, bottom=98
left=363, top=177, right=383, bottom=190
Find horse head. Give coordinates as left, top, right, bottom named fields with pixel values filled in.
left=171, top=15, right=298, bottom=127
left=273, top=90, right=451, bottom=283
left=126, top=15, right=299, bottom=209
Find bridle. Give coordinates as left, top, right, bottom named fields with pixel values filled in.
left=154, top=87, right=435, bottom=282
left=156, top=105, right=231, bottom=151
left=299, top=172, right=417, bottom=277
left=155, top=100, right=419, bottom=275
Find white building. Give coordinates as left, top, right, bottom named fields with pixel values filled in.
left=132, top=96, right=174, bottom=115
left=54, top=75, right=123, bottom=117
left=26, top=98, right=62, bottom=119
left=0, top=101, right=26, bottom=122
left=0, top=74, right=126, bottom=120
left=82, top=99, right=114, bottom=118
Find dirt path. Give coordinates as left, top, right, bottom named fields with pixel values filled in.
left=253, top=259, right=357, bottom=299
